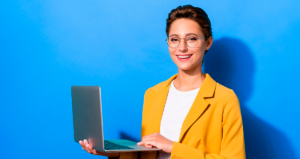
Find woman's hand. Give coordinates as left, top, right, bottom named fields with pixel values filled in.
left=137, top=132, right=174, bottom=153
left=79, top=139, right=120, bottom=158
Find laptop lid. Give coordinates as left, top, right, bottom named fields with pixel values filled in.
left=71, top=86, right=161, bottom=153
left=71, top=86, right=105, bottom=152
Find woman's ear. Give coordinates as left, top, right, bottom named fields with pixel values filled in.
left=205, top=36, right=213, bottom=50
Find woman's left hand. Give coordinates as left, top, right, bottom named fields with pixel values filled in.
left=137, top=132, right=174, bottom=153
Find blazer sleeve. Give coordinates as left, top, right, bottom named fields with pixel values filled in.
left=170, top=93, right=246, bottom=159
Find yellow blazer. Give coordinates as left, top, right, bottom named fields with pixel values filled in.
left=119, top=74, right=246, bottom=159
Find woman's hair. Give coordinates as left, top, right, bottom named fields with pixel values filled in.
left=166, top=5, right=212, bottom=42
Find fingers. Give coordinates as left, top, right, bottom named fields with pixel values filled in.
left=79, top=140, right=87, bottom=150
left=80, top=139, right=104, bottom=155
left=138, top=132, right=164, bottom=149
left=79, top=140, right=120, bottom=156
left=137, top=140, right=155, bottom=148
left=79, top=139, right=93, bottom=154
left=138, top=132, right=160, bottom=147
left=142, top=132, right=160, bottom=140
left=86, top=145, right=93, bottom=153
left=85, top=140, right=98, bottom=154
left=84, top=140, right=90, bottom=152
left=137, top=141, right=146, bottom=146
left=142, top=133, right=156, bottom=139
left=142, top=137, right=157, bottom=143
left=143, top=140, right=156, bottom=148
left=84, top=139, right=92, bottom=153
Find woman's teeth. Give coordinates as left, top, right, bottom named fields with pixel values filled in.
left=178, top=55, right=192, bottom=59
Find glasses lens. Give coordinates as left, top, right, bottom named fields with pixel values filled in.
left=186, top=35, right=198, bottom=47
left=168, top=36, right=179, bottom=48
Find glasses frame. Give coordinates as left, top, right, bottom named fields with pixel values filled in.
left=166, top=36, right=205, bottom=48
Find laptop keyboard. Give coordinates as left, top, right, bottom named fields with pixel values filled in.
left=104, top=140, right=134, bottom=150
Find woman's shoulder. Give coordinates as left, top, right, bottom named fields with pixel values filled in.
left=200, top=73, right=238, bottom=102
left=214, top=82, right=239, bottom=103
left=146, top=81, right=167, bottom=92
left=145, top=74, right=177, bottom=93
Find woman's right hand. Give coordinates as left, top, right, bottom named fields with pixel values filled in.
left=79, top=139, right=120, bottom=158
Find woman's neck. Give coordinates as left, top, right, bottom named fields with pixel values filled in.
left=173, top=66, right=206, bottom=92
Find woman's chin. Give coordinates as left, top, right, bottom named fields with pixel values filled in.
left=177, top=66, right=193, bottom=71
left=176, top=63, right=201, bottom=72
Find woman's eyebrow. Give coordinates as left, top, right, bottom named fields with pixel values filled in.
left=186, top=33, right=198, bottom=36
left=169, top=33, right=198, bottom=37
left=169, top=34, right=179, bottom=37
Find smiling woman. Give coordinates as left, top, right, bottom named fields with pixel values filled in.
left=166, top=18, right=212, bottom=77
left=79, top=4, right=246, bottom=159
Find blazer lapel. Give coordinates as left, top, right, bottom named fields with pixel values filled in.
left=146, top=75, right=177, bottom=135
left=150, top=86, right=170, bottom=134
left=178, top=74, right=216, bottom=142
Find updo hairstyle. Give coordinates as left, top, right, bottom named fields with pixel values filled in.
left=166, top=5, right=212, bottom=53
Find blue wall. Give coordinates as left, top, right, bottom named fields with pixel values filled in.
left=1, top=0, right=299, bottom=158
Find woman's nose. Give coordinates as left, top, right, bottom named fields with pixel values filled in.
left=178, top=38, right=188, bottom=52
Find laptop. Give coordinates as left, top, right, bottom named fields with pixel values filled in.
left=71, top=86, right=161, bottom=153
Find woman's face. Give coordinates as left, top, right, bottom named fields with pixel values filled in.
left=168, top=18, right=213, bottom=71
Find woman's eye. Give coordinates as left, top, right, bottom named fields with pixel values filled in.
left=171, top=38, right=179, bottom=42
left=187, top=37, right=197, bottom=41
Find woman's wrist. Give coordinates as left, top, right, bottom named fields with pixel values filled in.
left=166, top=141, right=174, bottom=153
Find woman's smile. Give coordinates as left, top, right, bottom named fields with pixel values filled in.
left=176, top=54, right=193, bottom=61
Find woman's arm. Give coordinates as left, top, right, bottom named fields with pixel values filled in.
left=170, top=94, right=246, bottom=159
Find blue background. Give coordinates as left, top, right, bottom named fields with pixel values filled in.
left=1, top=0, right=300, bottom=158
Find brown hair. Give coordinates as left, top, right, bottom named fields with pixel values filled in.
left=166, top=5, right=212, bottom=42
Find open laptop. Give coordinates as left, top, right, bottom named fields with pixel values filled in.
left=71, top=86, right=161, bottom=153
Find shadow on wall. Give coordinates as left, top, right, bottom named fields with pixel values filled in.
left=120, top=131, right=139, bottom=142
left=204, top=37, right=296, bottom=159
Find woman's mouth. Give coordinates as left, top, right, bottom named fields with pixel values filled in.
left=176, top=54, right=193, bottom=61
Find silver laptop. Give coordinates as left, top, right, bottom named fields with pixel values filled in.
left=71, top=86, right=161, bottom=153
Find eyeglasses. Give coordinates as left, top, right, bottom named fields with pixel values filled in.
left=166, top=35, right=205, bottom=48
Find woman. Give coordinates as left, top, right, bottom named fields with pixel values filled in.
left=80, top=5, right=246, bottom=159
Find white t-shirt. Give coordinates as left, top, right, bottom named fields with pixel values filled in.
left=157, top=80, right=200, bottom=159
